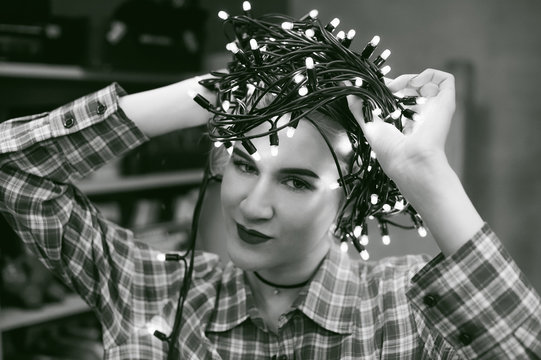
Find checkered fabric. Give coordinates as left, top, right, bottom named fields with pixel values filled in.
left=1, top=84, right=540, bottom=359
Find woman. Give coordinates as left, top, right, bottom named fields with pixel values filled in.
left=1, top=16, right=540, bottom=360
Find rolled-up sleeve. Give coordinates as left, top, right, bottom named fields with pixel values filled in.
left=0, top=84, right=184, bottom=348
left=407, top=224, right=541, bottom=359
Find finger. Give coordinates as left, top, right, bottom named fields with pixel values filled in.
left=386, top=74, right=418, bottom=93
left=419, top=83, right=439, bottom=97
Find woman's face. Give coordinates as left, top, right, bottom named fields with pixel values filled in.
left=220, top=119, right=346, bottom=272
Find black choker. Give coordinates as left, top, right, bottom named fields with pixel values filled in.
left=253, top=272, right=310, bottom=289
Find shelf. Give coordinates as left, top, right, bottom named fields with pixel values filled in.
left=0, top=61, right=193, bottom=84
left=76, top=169, right=204, bottom=195
left=0, top=294, right=89, bottom=332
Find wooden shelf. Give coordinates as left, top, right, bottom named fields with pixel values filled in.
left=76, top=169, right=204, bottom=195
left=0, top=61, right=192, bottom=84
left=0, top=294, right=89, bottom=332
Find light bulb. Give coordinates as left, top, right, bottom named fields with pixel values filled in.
left=287, top=126, right=296, bottom=138
left=252, top=151, right=261, bottom=161
left=271, top=145, right=279, bottom=157
left=370, top=193, right=379, bottom=204
left=354, top=77, right=363, bottom=87
left=372, top=108, right=382, bottom=117
left=281, top=22, right=294, bottom=30
left=330, top=18, right=340, bottom=28
left=382, top=204, right=391, bottom=212
left=370, top=150, right=377, bottom=159
left=298, top=86, right=308, bottom=96
left=360, top=250, right=369, bottom=260
left=390, top=109, right=401, bottom=119
left=157, top=253, right=166, bottom=262
left=353, top=226, right=362, bottom=238
left=305, top=28, right=315, bottom=38
left=360, top=235, right=369, bottom=246
left=380, top=49, right=391, bottom=60
left=294, top=73, right=305, bottom=83
left=218, top=11, right=229, bottom=20
left=222, top=100, right=230, bottom=111
left=214, top=141, right=222, bottom=148
left=340, top=241, right=349, bottom=253
left=380, top=65, right=391, bottom=76
left=242, top=1, right=251, bottom=11
left=336, top=31, right=345, bottom=41
left=394, top=200, right=405, bottom=211
left=347, top=29, right=356, bottom=40
left=418, top=226, right=428, bottom=237
left=382, top=235, right=391, bottom=245
left=371, top=35, right=381, bottom=46
left=309, top=9, right=318, bottom=19
left=305, top=57, right=314, bottom=69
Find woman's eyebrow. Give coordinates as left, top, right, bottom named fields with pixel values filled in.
left=232, top=147, right=319, bottom=178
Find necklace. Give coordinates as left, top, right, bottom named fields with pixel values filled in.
left=253, top=272, right=310, bottom=295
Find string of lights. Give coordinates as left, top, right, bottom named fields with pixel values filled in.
left=154, top=3, right=429, bottom=353
left=194, top=2, right=428, bottom=256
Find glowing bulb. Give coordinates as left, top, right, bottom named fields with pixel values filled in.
left=340, top=241, right=349, bottom=253
left=227, top=41, right=239, bottom=53
left=380, top=65, right=391, bottom=76
left=382, top=204, right=391, bottom=212
left=281, top=22, right=294, bottom=30
left=368, top=215, right=375, bottom=220
left=242, top=1, right=251, bottom=11
left=360, top=235, right=369, bottom=246
left=336, top=31, right=345, bottom=41
left=249, top=39, right=258, bottom=50
left=214, top=141, right=223, bottom=148
left=371, top=35, right=380, bottom=46
left=157, top=253, right=166, bottom=262
left=347, top=29, right=356, bottom=39
left=305, top=28, right=315, bottom=38
left=360, top=250, right=369, bottom=260
left=372, top=108, right=382, bottom=117
left=330, top=18, right=340, bottom=28
left=367, top=165, right=372, bottom=172
left=390, top=109, right=401, bottom=119
left=370, top=150, right=377, bottom=159
left=287, top=126, right=296, bottom=138
left=416, top=97, right=427, bottom=105
left=222, top=100, right=230, bottom=111
left=329, top=182, right=340, bottom=190
left=305, top=57, right=314, bottom=69
left=187, top=90, right=197, bottom=99
left=218, top=11, right=229, bottom=20
left=418, top=226, right=428, bottom=237
left=382, top=235, right=391, bottom=245
left=353, top=226, right=362, bottom=238
left=354, top=77, right=363, bottom=87
left=298, top=86, right=308, bottom=96
left=370, top=194, right=379, bottom=205
left=309, top=9, right=318, bottom=19
left=394, top=200, right=405, bottom=211
left=294, top=73, right=305, bottom=83
left=271, top=145, right=279, bottom=157
left=380, top=49, right=391, bottom=60
left=252, top=151, right=261, bottom=161
left=226, top=145, right=234, bottom=156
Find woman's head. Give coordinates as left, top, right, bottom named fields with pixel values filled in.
left=219, top=107, right=354, bottom=273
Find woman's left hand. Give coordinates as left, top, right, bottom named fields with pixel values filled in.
left=347, top=68, right=456, bottom=185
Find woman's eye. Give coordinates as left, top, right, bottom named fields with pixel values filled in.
left=233, top=160, right=257, bottom=174
left=284, top=178, right=312, bottom=191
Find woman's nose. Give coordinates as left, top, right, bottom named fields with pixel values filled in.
left=239, top=177, right=274, bottom=221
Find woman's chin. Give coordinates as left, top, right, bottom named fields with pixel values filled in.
left=226, top=236, right=271, bottom=271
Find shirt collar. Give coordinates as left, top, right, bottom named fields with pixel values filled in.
left=206, top=245, right=360, bottom=335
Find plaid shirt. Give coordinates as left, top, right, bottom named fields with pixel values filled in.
left=1, top=84, right=540, bottom=360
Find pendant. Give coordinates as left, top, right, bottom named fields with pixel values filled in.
left=273, top=288, right=280, bottom=295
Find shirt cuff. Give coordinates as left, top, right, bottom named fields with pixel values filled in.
left=50, top=83, right=149, bottom=179
left=406, top=224, right=541, bottom=358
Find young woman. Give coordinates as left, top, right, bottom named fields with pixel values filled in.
left=1, top=8, right=540, bottom=357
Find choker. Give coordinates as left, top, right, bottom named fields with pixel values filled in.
left=253, top=271, right=310, bottom=290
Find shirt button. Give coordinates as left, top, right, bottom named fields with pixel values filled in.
left=63, top=115, right=75, bottom=128
left=96, top=102, right=107, bottom=115
left=458, top=332, right=473, bottom=346
left=423, top=294, right=439, bottom=308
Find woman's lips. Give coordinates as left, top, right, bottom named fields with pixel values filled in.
left=236, top=223, right=273, bottom=244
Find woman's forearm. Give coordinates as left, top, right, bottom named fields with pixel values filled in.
left=119, top=75, right=216, bottom=137
left=396, top=155, right=484, bottom=257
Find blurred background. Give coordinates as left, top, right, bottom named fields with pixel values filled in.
left=1, top=0, right=540, bottom=358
